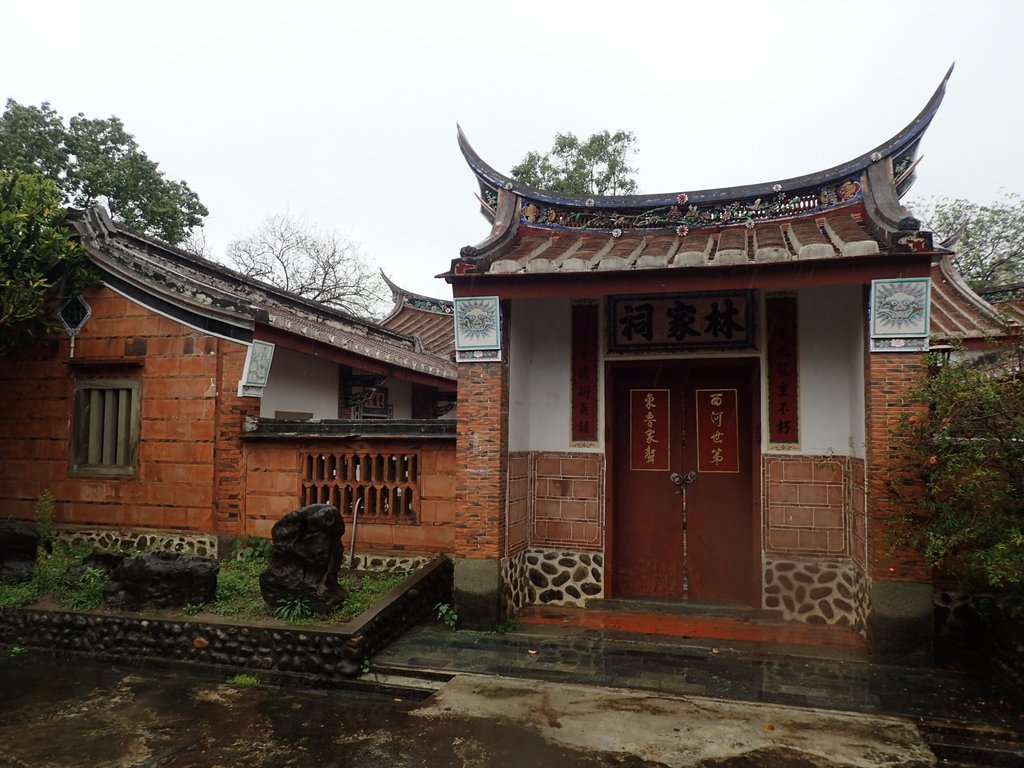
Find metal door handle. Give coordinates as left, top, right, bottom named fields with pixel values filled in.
left=669, top=471, right=697, bottom=486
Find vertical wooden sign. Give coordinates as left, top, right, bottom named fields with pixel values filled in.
left=766, top=296, right=799, bottom=445
left=571, top=304, right=599, bottom=441
left=695, top=389, right=739, bottom=473
left=630, top=389, right=670, bottom=471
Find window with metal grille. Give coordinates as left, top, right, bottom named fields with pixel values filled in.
left=72, top=380, right=140, bottom=476
left=300, top=451, right=418, bottom=523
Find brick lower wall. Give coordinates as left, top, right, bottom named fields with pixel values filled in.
left=848, top=459, right=867, bottom=569
left=506, top=452, right=530, bottom=554
left=531, top=452, right=604, bottom=550
left=763, top=455, right=848, bottom=557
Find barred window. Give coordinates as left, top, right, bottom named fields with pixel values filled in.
left=72, top=380, right=140, bottom=476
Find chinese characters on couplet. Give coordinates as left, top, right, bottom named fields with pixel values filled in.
left=630, top=389, right=670, bottom=471
left=696, top=389, right=739, bottom=473
left=571, top=304, right=599, bottom=441
left=766, top=296, right=799, bottom=445
left=610, top=292, right=754, bottom=352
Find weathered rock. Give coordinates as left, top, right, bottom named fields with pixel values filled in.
left=105, top=552, right=219, bottom=609
left=259, top=503, right=347, bottom=614
left=0, top=520, right=40, bottom=583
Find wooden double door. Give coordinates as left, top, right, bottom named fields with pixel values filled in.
left=610, top=360, right=759, bottom=604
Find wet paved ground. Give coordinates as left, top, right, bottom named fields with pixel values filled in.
left=0, top=655, right=944, bottom=768
left=374, top=624, right=1023, bottom=729
left=2, top=608, right=1022, bottom=767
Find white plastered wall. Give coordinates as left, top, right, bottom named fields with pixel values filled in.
left=260, top=346, right=339, bottom=419
left=509, top=288, right=867, bottom=458
left=781, top=285, right=865, bottom=458
left=508, top=298, right=602, bottom=453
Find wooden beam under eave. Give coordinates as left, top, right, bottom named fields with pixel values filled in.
left=254, top=325, right=455, bottom=389
left=449, top=253, right=934, bottom=300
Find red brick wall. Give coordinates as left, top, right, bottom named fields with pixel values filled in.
left=506, top=452, right=530, bottom=554
left=454, top=357, right=509, bottom=559
left=531, top=452, right=604, bottom=550
left=763, top=455, right=848, bottom=556
left=243, top=438, right=455, bottom=552
left=0, top=285, right=255, bottom=534
left=848, top=458, right=867, bottom=568
left=214, top=340, right=260, bottom=532
left=863, top=350, right=929, bottom=582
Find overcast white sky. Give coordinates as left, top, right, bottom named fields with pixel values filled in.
left=4, top=1, right=1023, bottom=299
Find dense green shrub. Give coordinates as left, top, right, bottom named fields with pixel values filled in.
left=890, top=343, right=1024, bottom=613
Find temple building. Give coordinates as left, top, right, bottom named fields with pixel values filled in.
left=442, top=66, right=1017, bottom=657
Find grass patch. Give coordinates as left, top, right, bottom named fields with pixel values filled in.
left=0, top=539, right=96, bottom=610
left=1, top=536, right=412, bottom=626
left=228, top=673, right=259, bottom=687
left=206, top=553, right=409, bottom=625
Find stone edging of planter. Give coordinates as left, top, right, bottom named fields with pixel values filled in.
left=0, top=555, right=453, bottom=685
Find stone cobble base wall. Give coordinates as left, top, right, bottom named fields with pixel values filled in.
left=56, top=528, right=218, bottom=557
left=501, top=549, right=529, bottom=614
left=763, top=557, right=869, bottom=633
left=351, top=553, right=433, bottom=573
left=0, top=557, right=452, bottom=682
left=502, top=547, right=604, bottom=608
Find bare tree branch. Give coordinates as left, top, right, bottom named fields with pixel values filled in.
left=224, top=213, right=389, bottom=318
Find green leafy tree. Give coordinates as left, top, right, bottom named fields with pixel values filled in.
left=511, top=130, right=638, bottom=196
left=913, top=192, right=1024, bottom=290
left=889, top=344, right=1024, bottom=613
left=0, top=171, right=94, bottom=353
left=0, top=100, right=207, bottom=245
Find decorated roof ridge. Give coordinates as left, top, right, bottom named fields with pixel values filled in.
left=70, top=206, right=417, bottom=349
left=70, top=207, right=458, bottom=381
left=457, top=64, right=952, bottom=217
left=380, top=271, right=454, bottom=315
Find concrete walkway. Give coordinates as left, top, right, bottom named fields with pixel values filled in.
left=372, top=620, right=1024, bottom=765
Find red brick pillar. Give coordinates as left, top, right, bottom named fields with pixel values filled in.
left=452, top=332, right=510, bottom=627
left=214, top=340, right=261, bottom=538
left=863, top=347, right=931, bottom=659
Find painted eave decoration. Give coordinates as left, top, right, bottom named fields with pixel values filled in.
left=870, top=278, right=931, bottom=352
left=454, top=296, right=502, bottom=362
left=446, top=66, right=955, bottom=280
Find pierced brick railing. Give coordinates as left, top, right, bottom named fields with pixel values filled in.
left=241, top=419, right=456, bottom=551
left=301, top=450, right=419, bottom=522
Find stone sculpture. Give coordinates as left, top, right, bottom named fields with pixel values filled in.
left=259, top=503, right=347, bottom=614
left=99, top=552, right=220, bottom=609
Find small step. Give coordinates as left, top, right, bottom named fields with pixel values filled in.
left=365, top=664, right=453, bottom=696
left=923, top=724, right=1024, bottom=768
left=588, top=598, right=783, bottom=621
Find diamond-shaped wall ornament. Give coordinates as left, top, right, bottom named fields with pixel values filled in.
left=58, top=295, right=91, bottom=337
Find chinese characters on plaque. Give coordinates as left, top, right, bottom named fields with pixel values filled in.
left=695, top=389, right=739, bottom=473
left=571, top=304, right=599, bottom=442
left=766, top=296, right=799, bottom=445
left=609, top=291, right=754, bottom=352
left=629, top=389, right=670, bottom=471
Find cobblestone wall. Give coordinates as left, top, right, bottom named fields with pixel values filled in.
left=0, top=557, right=452, bottom=681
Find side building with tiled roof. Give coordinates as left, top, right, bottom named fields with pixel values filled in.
left=439, top=66, right=1016, bottom=659
left=0, top=207, right=459, bottom=557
